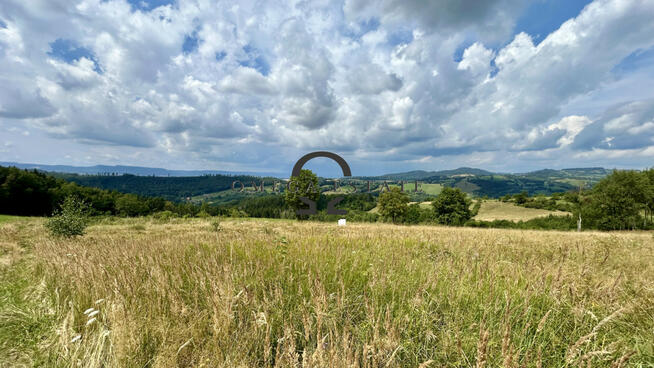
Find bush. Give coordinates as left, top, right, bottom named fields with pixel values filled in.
left=210, top=219, right=222, bottom=232
left=404, top=204, right=434, bottom=224
left=196, top=210, right=211, bottom=218
left=347, top=210, right=379, bottom=223
left=152, top=210, right=176, bottom=222
left=465, top=215, right=576, bottom=231
left=229, top=208, right=248, bottom=218
left=45, top=196, right=89, bottom=238
left=471, top=199, right=482, bottom=216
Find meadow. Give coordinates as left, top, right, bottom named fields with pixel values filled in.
left=1, top=217, right=652, bottom=367
left=473, top=200, right=570, bottom=222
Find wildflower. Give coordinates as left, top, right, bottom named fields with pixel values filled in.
left=71, top=335, right=82, bottom=343
left=83, top=308, right=94, bottom=315
left=88, top=310, right=99, bottom=318
left=95, top=298, right=105, bottom=305
left=86, top=318, right=97, bottom=326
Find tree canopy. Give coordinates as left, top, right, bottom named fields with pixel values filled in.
left=432, top=187, right=472, bottom=226
left=284, top=169, right=320, bottom=218
left=378, top=187, right=409, bottom=223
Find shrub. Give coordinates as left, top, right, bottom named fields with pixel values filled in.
left=404, top=204, right=434, bottom=224
left=229, top=208, right=248, bottom=218
left=152, top=210, right=176, bottom=222
left=471, top=199, right=482, bottom=216
left=210, top=219, right=222, bottom=232
left=45, top=196, right=89, bottom=238
left=465, top=215, right=576, bottom=231
left=196, top=210, right=211, bottom=218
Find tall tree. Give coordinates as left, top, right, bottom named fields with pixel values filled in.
left=432, top=187, right=472, bottom=226
left=378, top=187, right=409, bottom=223
left=284, top=169, right=320, bottom=218
left=585, top=170, right=649, bottom=230
left=643, top=169, right=654, bottom=226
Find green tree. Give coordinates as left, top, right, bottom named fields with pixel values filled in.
left=581, top=170, right=649, bottom=230
left=404, top=203, right=422, bottom=224
left=514, top=190, right=529, bottom=205
left=45, top=196, right=89, bottom=238
left=284, top=169, right=320, bottom=218
left=116, top=194, right=150, bottom=217
left=643, top=169, right=654, bottom=226
left=378, top=187, right=409, bottom=223
left=432, top=187, right=472, bottom=226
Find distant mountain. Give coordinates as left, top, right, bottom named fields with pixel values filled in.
left=375, top=167, right=494, bottom=180
left=1, top=161, right=617, bottom=199
left=359, top=166, right=615, bottom=197
left=0, top=161, right=283, bottom=178
left=521, top=167, right=612, bottom=179
left=430, top=167, right=495, bottom=177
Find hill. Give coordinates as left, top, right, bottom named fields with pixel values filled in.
left=373, top=167, right=494, bottom=180
left=2, top=162, right=616, bottom=200
left=54, top=172, right=269, bottom=201
left=0, top=161, right=281, bottom=178
left=364, top=167, right=615, bottom=197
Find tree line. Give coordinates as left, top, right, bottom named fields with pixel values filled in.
left=3, top=165, right=653, bottom=231
left=54, top=172, right=266, bottom=201
left=285, top=169, right=654, bottom=231
left=0, top=166, right=204, bottom=217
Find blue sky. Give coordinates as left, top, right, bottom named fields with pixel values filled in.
left=1, top=0, right=654, bottom=177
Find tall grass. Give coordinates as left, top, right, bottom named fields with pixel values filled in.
left=1, top=218, right=653, bottom=366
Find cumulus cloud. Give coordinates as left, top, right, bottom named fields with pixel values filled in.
left=343, top=0, right=528, bottom=42
left=1, top=0, right=654, bottom=173
left=0, top=82, right=56, bottom=119
left=573, top=100, right=654, bottom=150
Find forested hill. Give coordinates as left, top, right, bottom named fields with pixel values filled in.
left=3, top=163, right=617, bottom=201
left=0, top=161, right=280, bottom=177
left=53, top=167, right=614, bottom=199
left=354, top=167, right=614, bottom=197
left=54, top=173, right=268, bottom=201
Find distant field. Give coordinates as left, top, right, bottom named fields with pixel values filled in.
left=474, top=200, right=570, bottom=222
left=0, top=215, right=26, bottom=224
left=370, top=200, right=565, bottom=223
left=1, top=218, right=652, bottom=366
left=418, top=183, right=442, bottom=195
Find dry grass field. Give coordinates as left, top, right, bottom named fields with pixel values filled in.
left=1, top=217, right=653, bottom=367
left=473, top=200, right=570, bottom=222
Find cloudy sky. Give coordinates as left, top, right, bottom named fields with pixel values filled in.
left=1, top=0, right=654, bottom=176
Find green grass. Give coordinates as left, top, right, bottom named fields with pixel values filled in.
left=418, top=183, right=443, bottom=195
left=1, top=218, right=652, bottom=366
left=0, top=215, right=27, bottom=224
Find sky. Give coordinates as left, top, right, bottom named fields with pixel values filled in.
left=1, top=0, right=654, bottom=177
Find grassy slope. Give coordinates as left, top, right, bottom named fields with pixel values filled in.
left=369, top=200, right=567, bottom=222
left=0, top=215, right=27, bottom=224
left=1, top=218, right=653, bottom=367
left=474, top=200, right=570, bottom=222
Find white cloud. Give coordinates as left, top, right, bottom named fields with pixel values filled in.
left=1, top=0, right=654, bottom=174
left=457, top=42, right=494, bottom=77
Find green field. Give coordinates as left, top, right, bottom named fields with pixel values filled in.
left=0, top=215, right=26, bottom=224
left=418, top=183, right=443, bottom=195
left=1, top=218, right=652, bottom=366
left=474, top=200, right=570, bottom=222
